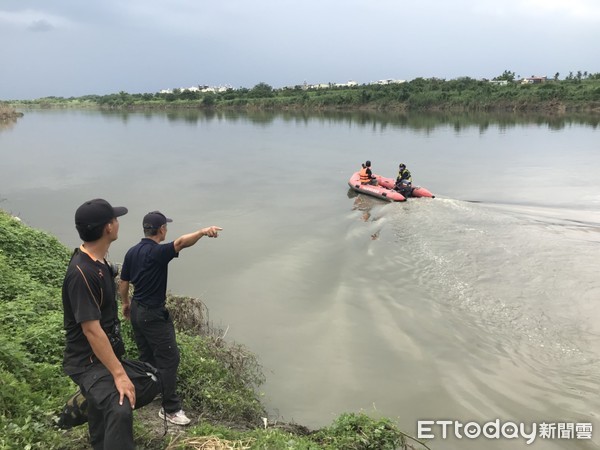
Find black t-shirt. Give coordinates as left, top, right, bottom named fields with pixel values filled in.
left=120, top=238, right=178, bottom=308
left=62, top=248, right=122, bottom=375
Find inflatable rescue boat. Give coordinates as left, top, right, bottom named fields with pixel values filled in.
left=348, top=172, right=435, bottom=202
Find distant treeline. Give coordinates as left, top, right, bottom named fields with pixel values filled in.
left=11, top=72, right=600, bottom=113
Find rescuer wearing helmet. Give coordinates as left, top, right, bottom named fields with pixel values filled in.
left=359, top=160, right=378, bottom=185
left=395, top=163, right=413, bottom=197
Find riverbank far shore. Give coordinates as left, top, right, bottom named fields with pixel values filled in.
left=7, top=76, right=600, bottom=115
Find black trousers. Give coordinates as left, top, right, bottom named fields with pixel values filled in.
left=70, top=360, right=160, bottom=450
left=130, top=301, right=181, bottom=413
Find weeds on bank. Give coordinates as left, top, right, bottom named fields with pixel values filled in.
left=177, top=333, right=266, bottom=423
left=164, top=413, right=430, bottom=450
left=0, top=212, right=73, bottom=449
left=119, top=293, right=267, bottom=425
left=171, top=296, right=266, bottom=423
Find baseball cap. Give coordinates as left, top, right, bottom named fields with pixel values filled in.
left=75, top=198, right=128, bottom=230
left=143, top=211, right=173, bottom=229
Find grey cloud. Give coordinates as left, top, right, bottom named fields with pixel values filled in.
left=28, top=19, right=54, bottom=32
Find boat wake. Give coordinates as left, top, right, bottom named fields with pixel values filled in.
left=369, top=198, right=600, bottom=367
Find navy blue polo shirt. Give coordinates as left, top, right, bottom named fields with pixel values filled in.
left=120, top=238, right=178, bottom=307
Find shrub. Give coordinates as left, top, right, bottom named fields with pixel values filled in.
left=177, top=332, right=266, bottom=424
left=0, top=212, right=70, bottom=287
left=312, top=413, right=408, bottom=450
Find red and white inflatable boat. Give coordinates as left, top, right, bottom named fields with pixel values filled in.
left=348, top=172, right=435, bottom=202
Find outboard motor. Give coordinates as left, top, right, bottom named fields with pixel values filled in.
left=395, top=179, right=413, bottom=197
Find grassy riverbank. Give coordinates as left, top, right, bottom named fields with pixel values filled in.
left=9, top=75, right=600, bottom=114
left=0, top=209, right=428, bottom=450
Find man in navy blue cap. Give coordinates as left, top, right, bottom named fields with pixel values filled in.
left=119, top=210, right=222, bottom=426
left=62, top=199, right=160, bottom=449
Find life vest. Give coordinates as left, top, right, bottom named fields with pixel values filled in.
left=359, top=167, right=370, bottom=184
left=397, top=168, right=412, bottom=183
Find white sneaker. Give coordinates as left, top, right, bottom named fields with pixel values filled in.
left=158, top=408, right=191, bottom=426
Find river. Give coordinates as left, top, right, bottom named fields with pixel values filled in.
left=1, top=109, right=599, bottom=449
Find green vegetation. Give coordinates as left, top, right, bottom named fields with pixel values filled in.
left=9, top=71, right=600, bottom=114
left=0, top=212, right=72, bottom=449
left=0, top=209, right=428, bottom=450
left=165, top=414, right=430, bottom=450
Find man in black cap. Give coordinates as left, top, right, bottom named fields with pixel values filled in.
left=62, top=199, right=160, bottom=449
left=119, top=211, right=222, bottom=426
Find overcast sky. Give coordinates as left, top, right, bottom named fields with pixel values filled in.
left=1, top=0, right=599, bottom=100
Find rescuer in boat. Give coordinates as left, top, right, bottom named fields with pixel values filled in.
left=359, top=160, right=378, bottom=185
left=394, top=163, right=413, bottom=197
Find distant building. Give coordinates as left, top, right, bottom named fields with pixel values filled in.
left=159, top=84, right=234, bottom=94
left=334, top=80, right=359, bottom=88
left=489, top=80, right=509, bottom=86
left=373, top=79, right=406, bottom=85
left=521, top=76, right=547, bottom=84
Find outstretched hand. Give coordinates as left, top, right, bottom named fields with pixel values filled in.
left=203, top=226, right=223, bottom=238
